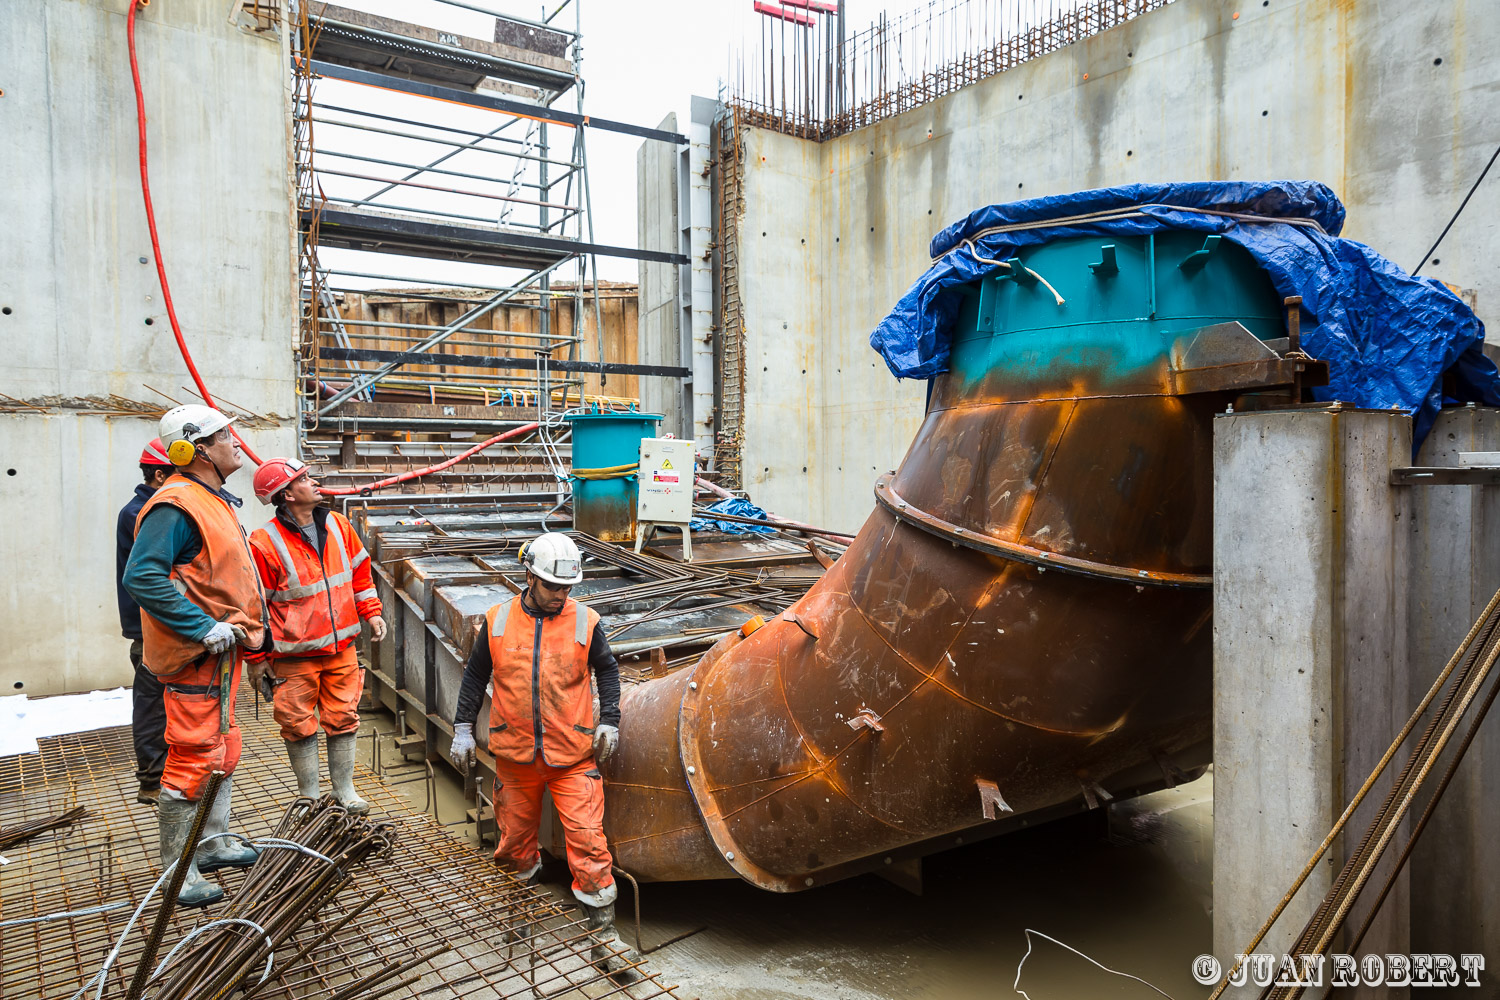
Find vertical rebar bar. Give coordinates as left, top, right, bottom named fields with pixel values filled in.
left=124, top=769, right=224, bottom=1000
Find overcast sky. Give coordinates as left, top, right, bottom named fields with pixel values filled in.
left=317, top=0, right=910, bottom=286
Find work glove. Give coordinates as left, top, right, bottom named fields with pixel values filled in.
left=593, top=724, right=619, bottom=763
left=201, top=621, right=245, bottom=655
left=451, top=723, right=476, bottom=775
left=366, top=616, right=388, bottom=642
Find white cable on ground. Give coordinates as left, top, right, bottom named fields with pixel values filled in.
left=1013, top=928, right=1176, bottom=1000
left=149, top=917, right=275, bottom=986
left=69, top=837, right=341, bottom=1000
left=0, top=901, right=128, bottom=928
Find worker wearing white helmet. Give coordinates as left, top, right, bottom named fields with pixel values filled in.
left=122, top=403, right=268, bottom=908
left=450, top=532, right=634, bottom=979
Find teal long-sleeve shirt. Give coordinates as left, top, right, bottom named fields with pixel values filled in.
left=121, top=506, right=214, bottom=641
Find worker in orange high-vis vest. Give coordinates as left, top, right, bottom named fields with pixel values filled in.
left=246, top=458, right=386, bottom=816
left=450, top=532, right=635, bottom=978
left=123, top=404, right=268, bottom=909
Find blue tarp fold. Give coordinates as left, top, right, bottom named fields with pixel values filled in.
left=868, top=181, right=1498, bottom=448
left=690, top=497, right=777, bottom=535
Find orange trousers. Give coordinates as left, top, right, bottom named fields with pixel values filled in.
left=161, top=651, right=242, bottom=801
left=271, top=646, right=363, bottom=741
left=492, top=755, right=614, bottom=897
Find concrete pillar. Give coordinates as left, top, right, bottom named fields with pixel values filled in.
left=1213, top=406, right=1411, bottom=995
left=1407, top=406, right=1500, bottom=964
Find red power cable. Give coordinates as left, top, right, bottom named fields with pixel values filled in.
left=318, top=423, right=542, bottom=496
left=126, top=0, right=264, bottom=465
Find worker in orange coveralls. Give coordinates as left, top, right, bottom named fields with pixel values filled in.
left=449, top=532, right=636, bottom=978
left=122, top=404, right=268, bottom=908
left=246, top=458, right=387, bottom=815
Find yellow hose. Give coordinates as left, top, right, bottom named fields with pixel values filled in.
left=571, top=463, right=638, bottom=481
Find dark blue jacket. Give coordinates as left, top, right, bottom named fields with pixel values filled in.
left=116, top=484, right=156, bottom=639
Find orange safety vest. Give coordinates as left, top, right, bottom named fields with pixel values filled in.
left=485, top=595, right=601, bottom=766
left=135, top=474, right=267, bottom=677
left=248, top=511, right=372, bottom=658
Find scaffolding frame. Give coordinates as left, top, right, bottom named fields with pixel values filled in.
left=291, top=0, right=689, bottom=495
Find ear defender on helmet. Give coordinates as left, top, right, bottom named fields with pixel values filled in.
left=168, top=421, right=201, bottom=465
left=167, top=439, right=196, bottom=465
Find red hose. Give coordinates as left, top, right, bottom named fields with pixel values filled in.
left=318, top=423, right=542, bottom=496
left=127, top=0, right=264, bottom=466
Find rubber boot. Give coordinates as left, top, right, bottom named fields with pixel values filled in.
left=157, top=796, right=223, bottom=909
left=583, top=902, right=641, bottom=983
left=285, top=734, right=322, bottom=800
left=327, top=731, right=370, bottom=816
left=195, top=776, right=260, bottom=873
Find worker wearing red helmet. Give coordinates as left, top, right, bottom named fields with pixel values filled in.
left=246, top=457, right=386, bottom=814
left=115, top=437, right=174, bottom=806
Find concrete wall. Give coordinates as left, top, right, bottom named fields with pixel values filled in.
left=0, top=1, right=296, bottom=695
left=728, top=0, right=1498, bottom=529
left=1213, top=407, right=1411, bottom=995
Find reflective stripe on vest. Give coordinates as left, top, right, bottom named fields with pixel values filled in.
left=275, top=621, right=364, bottom=655
left=261, top=521, right=354, bottom=601
left=251, top=514, right=361, bottom=658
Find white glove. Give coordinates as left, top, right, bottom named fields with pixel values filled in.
left=366, top=616, right=388, bottom=642
left=593, top=724, right=619, bottom=762
left=201, top=621, right=244, bottom=655
left=451, top=723, right=476, bottom=775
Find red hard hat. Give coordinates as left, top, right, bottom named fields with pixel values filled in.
left=252, top=457, right=310, bottom=505
left=140, top=438, right=173, bottom=467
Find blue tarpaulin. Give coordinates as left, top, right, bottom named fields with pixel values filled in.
left=690, top=497, right=778, bottom=535
left=868, top=181, right=1499, bottom=449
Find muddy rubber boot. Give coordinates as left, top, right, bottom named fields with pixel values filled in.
left=327, top=732, right=370, bottom=816
left=583, top=902, right=641, bottom=983
left=285, top=734, right=322, bottom=800
left=195, top=776, right=260, bottom=873
left=157, top=796, right=223, bottom=909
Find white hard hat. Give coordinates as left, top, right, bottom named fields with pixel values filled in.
left=520, top=532, right=584, bottom=586
left=159, top=404, right=236, bottom=466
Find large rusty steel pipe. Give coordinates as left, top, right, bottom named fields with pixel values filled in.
left=603, top=231, right=1316, bottom=890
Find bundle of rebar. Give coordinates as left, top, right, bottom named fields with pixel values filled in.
left=0, top=806, right=87, bottom=851
left=140, top=797, right=445, bottom=1000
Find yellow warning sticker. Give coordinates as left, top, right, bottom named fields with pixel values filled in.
left=661, top=459, right=674, bottom=469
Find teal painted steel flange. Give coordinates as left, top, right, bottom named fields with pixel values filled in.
left=951, top=231, right=1282, bottom=394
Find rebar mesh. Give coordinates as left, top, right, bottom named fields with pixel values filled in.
left=0, top=698, right=684, bottom=1000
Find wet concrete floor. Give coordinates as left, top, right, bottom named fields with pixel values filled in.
left=356, top=709, right=1213, bottom=999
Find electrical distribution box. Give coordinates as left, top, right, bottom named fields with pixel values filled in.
left=637, top=438, right=695, bottom=523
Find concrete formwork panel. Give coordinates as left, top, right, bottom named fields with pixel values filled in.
left=1212, top=407, right=1411, bottom=995
left=0, top=0, right=295, bottom=695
